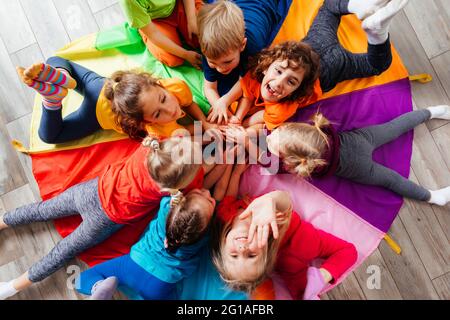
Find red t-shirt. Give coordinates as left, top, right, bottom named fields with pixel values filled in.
left=240, top=72, right=323, bottom=130
left=98, top=145, right=204, bottom=224
left=216, top=195, right=357, bottom=300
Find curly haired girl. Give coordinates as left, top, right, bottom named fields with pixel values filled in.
left=17, top=57, right=213, bottom=143
left=230, top=0, right=409, bottom=129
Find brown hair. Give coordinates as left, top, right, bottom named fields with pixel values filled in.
left=165, top=193, right=211, bottom=252
left=278, top=113, right=331, bottom=177
left=104, top=70, right=162, bottom=141
left=248, top=41, right=320, bottom=102
left=143, top=136, right=202, bottom=190
left=210, top=205, right=290, bottom=294
left=197, top=0, right=245, bottom=60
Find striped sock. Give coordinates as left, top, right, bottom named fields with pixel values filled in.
left=28, top=80, right=68, bottom=110
left=30, top=63, right=77, bottom=89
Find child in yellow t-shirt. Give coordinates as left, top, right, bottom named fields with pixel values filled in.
left=17, top=56, right=214, bottom=143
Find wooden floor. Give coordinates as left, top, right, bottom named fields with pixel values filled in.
left=0, top=0, right=448, bottom=300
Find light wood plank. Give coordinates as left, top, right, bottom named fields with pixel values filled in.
left=390, top=11, right=450, bottom=131
left=0, top=0, right=35, bottom=53
left=378, top=216, right=439, bottom=299
left=403, top=0, right=450, bottom=59
left=430, top=51, right=450, bottom=102
left=0, top=115, right=28, bottom=196
left=432, top=272, right=450, bottom=299
left=20, top=0, right=70, bottom=59
left=0, top=198, right=25, bottom=266
left=352, top=249, right=403, bottom=299
left=53, top=0, right=99, bottom=41
left=324, top=272, right=366, bottom=300
left=6, top=114, right=41, bottom=198
left=9, top=44, right=45, bottom=107
left=94, top=3, right=126, bottom=30
left=87, top=0, right=118, bottom=14
left=0, top=38, right=32, bottom=122
left=399, top=172, right=450, bottom=280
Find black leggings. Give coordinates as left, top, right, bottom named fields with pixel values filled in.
left=303, top=0, right=392, bottom=92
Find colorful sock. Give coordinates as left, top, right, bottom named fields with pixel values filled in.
left=25, top=63, right=76, bottom=89
left=362, top=0, right=410, bottom=45
left=0, top=281, right=18, bottom=300
left=90, top=277, right=118, bottom=300
left=428, top=187, right=450, bottom=206
left=28, top=80, right=68, bottom=110
left=428, top=105, right=450, bottom=120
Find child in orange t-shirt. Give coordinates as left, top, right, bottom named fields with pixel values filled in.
left=0, top=136, right=204, bottom=300
left=231, top=0, right=407, bottom=130
left=17, top=57, right=214, bottom=143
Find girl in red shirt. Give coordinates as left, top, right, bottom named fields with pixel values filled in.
left=0, top=136, right=204, bottom=300
left=210, top=165, right=357, bottom=299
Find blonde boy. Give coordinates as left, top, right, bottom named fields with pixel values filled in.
left=198, top=0, right=282, bottom=124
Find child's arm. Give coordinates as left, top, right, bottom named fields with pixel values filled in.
left=140, top=22, right=201, bottom=68
left=185, top=102, right=217, bottom=132
left=182, top=0, right=198, bottom=40
left=224, top=163, right=249, bottom=198
left=206, top=81, right=243, bottom=124
left=203, top=164, right=228, bottom=190
left=230, top=95, right=253, bottom=124
left=242, top=109, right=265, bottom=128
left=212, top=165, right=234, bottom=201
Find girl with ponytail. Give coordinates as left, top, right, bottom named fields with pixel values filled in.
left=17, top=57, right=213, bottom=144
left=267, top=106, right=450, bottom=206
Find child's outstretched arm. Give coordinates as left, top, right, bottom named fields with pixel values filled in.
left=206, top=81, right=243, bottom=124
left=212, top=165, right=234, bottom=201
left=182, top=0, right=198, bottom=41
left=243, top=109, right=265, bottom=128
left=225, top=163, right=249, bottom=199
left=185, top=101, right=217, bottom=131
left=230, top=96, right=253, bottom=125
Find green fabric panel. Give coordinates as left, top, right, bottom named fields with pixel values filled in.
left=96, top=23, right=210, bottom=114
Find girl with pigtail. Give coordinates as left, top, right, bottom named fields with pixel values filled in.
left=0, top=135, right=205, bottom=300
left=266, top=106, right=450, bottom=206
left=16, top=57, right=213, bottom=143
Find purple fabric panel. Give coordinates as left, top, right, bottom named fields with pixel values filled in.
left=290, top=78, right=413, bottom=232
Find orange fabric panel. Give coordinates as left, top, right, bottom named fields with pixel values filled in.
left=271, top=0, right=409, bottom=99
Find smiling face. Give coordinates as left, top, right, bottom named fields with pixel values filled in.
left=140, top=85, right=183, bottom=124
left=222, top=211, right=266, bottom=281
left=260, top=59, right=305, bottom=103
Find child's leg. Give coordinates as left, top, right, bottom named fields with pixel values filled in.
left=20, top=57, right=104, bottom=143
left=139, top=23, right=184, bottom=67
left=1, top=179, right=97, bottom=228
left=78, top=255, right=175, bottom=300
left=355, top=109, right=431, bottom=149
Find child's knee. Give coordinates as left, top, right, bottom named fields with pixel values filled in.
left=38, top=127, right=58, bottom=144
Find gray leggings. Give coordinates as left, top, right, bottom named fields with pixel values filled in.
left=303, top=0, right=392, bottom=92
left=336, top=109, right=431, bottom=201
left=3, top=178, right=122, bottom=282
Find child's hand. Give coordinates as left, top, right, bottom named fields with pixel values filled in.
left=208, top=98, right=229, bottom=124
left=303, top=267, right=330, bottom=300
left=239, top=196, right=279, bottom=249
left=220, top=124, right=248, bottom=143
left=184, top=50, right=202, bottom=69
left=229, top=115, right=242, bottom=125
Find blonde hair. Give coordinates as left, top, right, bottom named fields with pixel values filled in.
left=211, top=206, right=290, bottom=294
left=277, top=113, right=331, bottom=178
left=197, top=0, right=245, bottom=60
left=143, top=136, right=201, bottom=190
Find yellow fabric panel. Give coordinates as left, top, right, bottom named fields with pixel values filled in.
left=271, top=0, right=409, bottom=99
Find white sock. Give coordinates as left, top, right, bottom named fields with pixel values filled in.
left=427, top=105, right=450, bottom=120
left=428, top=187, right=450, bottom=206
left=362, top=0, right=410, bottom=45
left=348, top=0, right=390, bottom=19
left=0, top=281, right=18, bottom=300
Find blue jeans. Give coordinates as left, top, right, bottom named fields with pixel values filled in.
left=38, top=56, right=104, bottom=143
left=76, top=254, right=176, bottom=300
